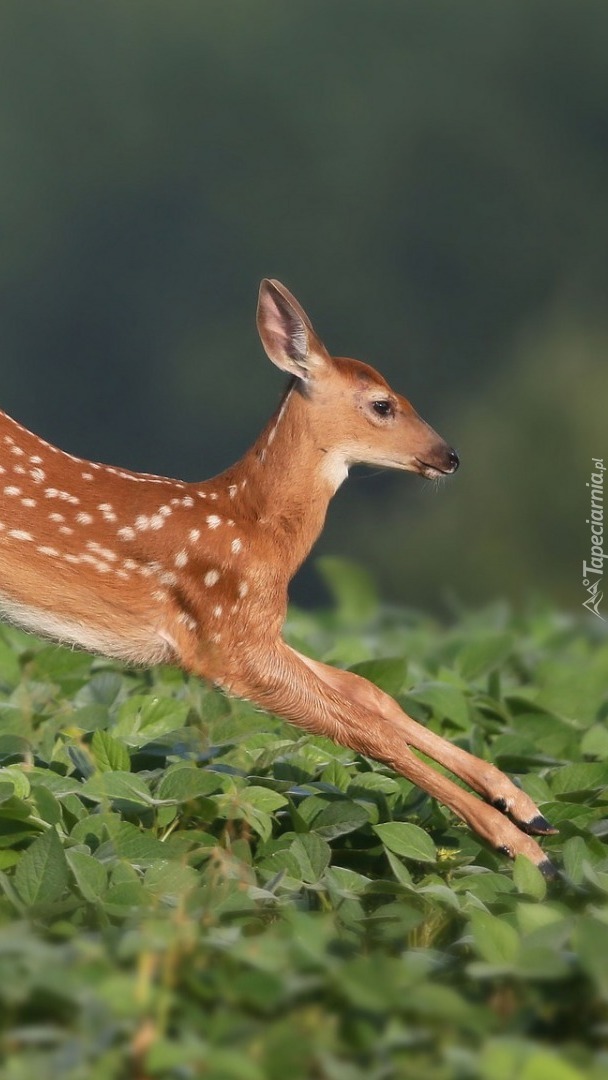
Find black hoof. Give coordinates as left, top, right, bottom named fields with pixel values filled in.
left=522, top=814, right=559, bottom=837
left=538, top=857, right=559, bottom=880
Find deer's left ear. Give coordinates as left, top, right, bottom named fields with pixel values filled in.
left=256, top=279, right=331, bottom=379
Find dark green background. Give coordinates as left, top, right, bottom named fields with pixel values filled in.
left=2, top=0, right=607, bottom=611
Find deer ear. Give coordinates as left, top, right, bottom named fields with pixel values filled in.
left=256, top=279, right=330, bottom=379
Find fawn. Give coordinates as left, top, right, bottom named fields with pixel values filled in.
left=0, top=279, right=556, bottom=872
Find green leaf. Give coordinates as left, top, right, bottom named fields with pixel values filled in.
left=312, top=800, right=370, bottom=840
left=67, top=849, right=107, bottom=902
left=550, top=762, right=608, bottom=796
left=536, top=644, right=608, bottom=726
left=290, top=834, right=331, bottom=883
left=144, top=860, right=199, bottom=900
left=406, top=681, right=470, bottom=730
left=469, top=909, right=520, bottom=966
left=576, top=917, right=608, bottom=998
left=113, top=696, right=191, bottom=745
left=14, top=829, right=69, bottom=906
left=31, top=784, right=63, bottom=826
left=156, top=765, right=223, bottom=802
left=384, top=849, right=414, bottom=885
left=315, top=556, right=378, bottom=623
left=374, top=822, right=437, bottom=863
left=91, top=729, right=131, bottom=773
left=243, top=786, right=288, bottom=814
left=457, top=633, right=514, bottom=680
left=0, top=766, right=30, bottom=800
left=348, top=657, right=408, bottom=696
left=562, top=836, right=589, bottom=884
left=106, top=821, right=169, bottom=864
left=581, top=723, right=608, bottom=759
left=513, top=855, right=547, bottom=900
left=520, top=1053, right=586, bottom=1080
left=81, top=771, right=154, bottom=809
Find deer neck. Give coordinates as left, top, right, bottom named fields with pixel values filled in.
left=225, top=381, right=347, bottom=579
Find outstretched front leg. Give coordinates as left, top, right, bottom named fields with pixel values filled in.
left=222, top=641, right=557, bottom=875
left=292, top=648, right=557, bottom=839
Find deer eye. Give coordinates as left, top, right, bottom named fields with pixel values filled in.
left=371, top=399, right=394, bottom=418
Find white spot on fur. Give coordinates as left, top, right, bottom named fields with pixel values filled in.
left=189, top=528, right=200, bottom=543
left=204, top=569, right=220, bottom=587
left=87, top=542, right=117, bottom=562
left=49, top=512, right=64, bottom=523
left=231, top=537, right=243, bottom=554
left=238, top=581, right=249, bottom=598
left=117, top=526, right=136, bottom=541
left=228, top=484, right=237, bottom=498
left=175, top=550, right=188, bottom=568
left=82, top=472, right=94, bottom=481
left=30, top=468, right=45, bottom=483
left=4, top=486, right=20, bottom=496
left=21, top=498, right=36, bottom=508
left=9, top=529, right=32, bottom=541
left=177, top=611, right=198, bottom=631
left=38, top=546, right=59, bottom=557
left=213, top=605, right=223, bottom=618
left=206, top=515, right=221, bottom=530
left=76, top=512, right=93, bottom=525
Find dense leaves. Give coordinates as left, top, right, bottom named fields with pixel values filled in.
left=0, top=570, right=606, bottom=1077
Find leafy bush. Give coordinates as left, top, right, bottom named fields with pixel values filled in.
left=0, top=562, right=606, bottom=1079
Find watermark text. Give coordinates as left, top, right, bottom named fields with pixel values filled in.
left=582, top=457, right=605, bottom=619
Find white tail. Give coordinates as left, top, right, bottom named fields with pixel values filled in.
left=0, top=279, right=556, bottom=871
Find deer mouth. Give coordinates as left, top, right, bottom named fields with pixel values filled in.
left=415, top=455, right=459, bottom=479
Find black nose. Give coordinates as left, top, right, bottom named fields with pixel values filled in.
left=447, top=448, right=459, bottom=472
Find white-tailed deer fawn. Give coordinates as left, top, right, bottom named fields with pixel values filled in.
left=0, top=280, right=556, bottom=872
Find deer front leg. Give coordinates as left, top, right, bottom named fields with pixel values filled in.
left=222, top=642, right=556, bottom=875
left=292, top=649, right=557, bottom=838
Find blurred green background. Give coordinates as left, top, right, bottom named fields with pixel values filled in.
left=2, top=0, right=607, bottom=613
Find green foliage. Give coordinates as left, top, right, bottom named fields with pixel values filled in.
left=0, top=585, right=607, bottom=1077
